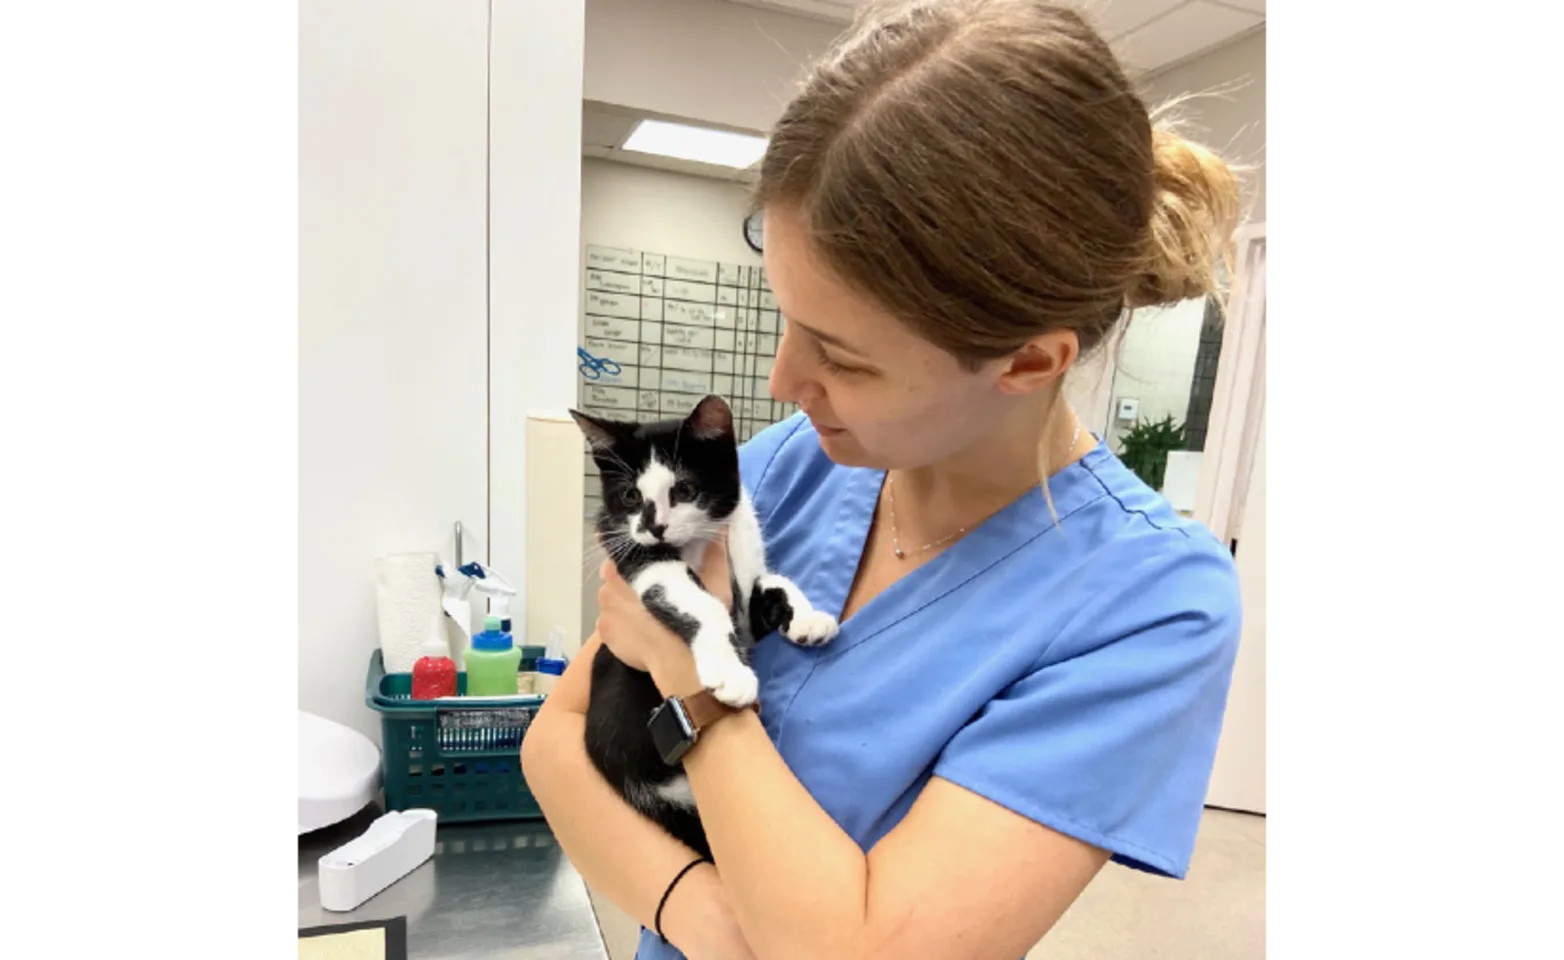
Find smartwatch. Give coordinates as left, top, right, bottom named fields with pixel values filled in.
left=647, top=690, right=757, bottom=766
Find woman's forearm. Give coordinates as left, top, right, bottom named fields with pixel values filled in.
left=651, top=659, right=870, bottom=960
left=521, top=704, right=748, bottom=956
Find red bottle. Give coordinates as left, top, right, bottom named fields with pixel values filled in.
left=411, top=636, right=458, bottom=700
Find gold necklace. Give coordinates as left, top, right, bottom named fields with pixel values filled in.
left=886, top=417, right=1082, bottom=560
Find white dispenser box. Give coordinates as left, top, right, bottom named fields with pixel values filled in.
left=318, top=808, right=438, bottom=912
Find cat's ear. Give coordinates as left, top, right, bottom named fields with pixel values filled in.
left=686, top=395, right=734, bottom=442
left=570, top=409, right=622, bottom=452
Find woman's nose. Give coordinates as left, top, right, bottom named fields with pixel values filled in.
left=770, top=326, right=809, bottom=404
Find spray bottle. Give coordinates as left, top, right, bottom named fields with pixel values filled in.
left=461, top=562, right=518, bottom=636
left=534, top=627, right=570, bottom=696
left=411, top=614, right=458, bottom=701
left=434, top=563, right=475, bottom=668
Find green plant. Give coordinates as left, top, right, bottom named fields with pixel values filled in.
left=1116, top=415, right=1187, bottom=491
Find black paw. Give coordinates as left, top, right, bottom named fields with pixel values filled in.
left=749, top=586, right=793, bottom=640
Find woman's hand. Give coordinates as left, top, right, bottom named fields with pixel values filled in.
left=596, top=538, right=733, bottom=688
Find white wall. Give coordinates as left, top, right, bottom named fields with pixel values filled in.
left=301, top=0, right=587, bottom=741
left=1141, top=27, right=1266, bottom=221
left=581, top=157, right=763, bottom=266
left=299, top=0, right=491, bottom=742
left=585, top=0, right=843, bottom=132
left=1104, top=297, right=1207, bottom=447
left=489, top=0, right=588, bottom=637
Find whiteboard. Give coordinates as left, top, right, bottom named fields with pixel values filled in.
left=579, top=244, right=799, bottom=517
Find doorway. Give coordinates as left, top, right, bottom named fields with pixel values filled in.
left=1200, top=225, right=1266, bottom=814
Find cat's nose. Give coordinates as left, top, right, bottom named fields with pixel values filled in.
left=646, top=521, right=668, bottom=540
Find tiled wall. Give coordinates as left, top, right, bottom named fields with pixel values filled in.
left=1182, top=298, right=1226, bottom=451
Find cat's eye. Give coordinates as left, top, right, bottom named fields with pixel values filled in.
left=672, top=480, right=697, bottom=503
left=619, top=488, right=643, bottom=508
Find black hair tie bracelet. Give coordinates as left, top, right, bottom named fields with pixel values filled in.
left=655, top=855, right=713, bottom=944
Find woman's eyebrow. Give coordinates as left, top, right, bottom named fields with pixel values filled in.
left=787, top=318, right=871, bottom=358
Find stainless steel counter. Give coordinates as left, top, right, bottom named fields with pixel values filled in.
left=299, top=806, right=611, bottom=959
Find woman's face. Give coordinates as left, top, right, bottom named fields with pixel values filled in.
left=763, top=205, right=1016, bottom=470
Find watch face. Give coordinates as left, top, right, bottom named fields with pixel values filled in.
left=648, top=699, right=696, bottom=766
left=743, top=212, right=764, bottom=253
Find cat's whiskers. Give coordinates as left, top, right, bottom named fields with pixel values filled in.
left=582, top=527, right=643, bottom=584
left=584, top=529, right=635, bottom=563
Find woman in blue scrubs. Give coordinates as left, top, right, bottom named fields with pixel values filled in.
left=524, top=3, right=1245, bottom=958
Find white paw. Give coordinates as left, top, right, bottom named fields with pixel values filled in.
left=696, top=651, right=760, bottom=708
left=784, top=609, right=839, bottom=647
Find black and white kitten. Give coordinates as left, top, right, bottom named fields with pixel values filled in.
left=570, top=395, right=837, bottom=858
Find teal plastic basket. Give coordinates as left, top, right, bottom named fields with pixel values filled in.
left=364, top=649, right=548, bottom=823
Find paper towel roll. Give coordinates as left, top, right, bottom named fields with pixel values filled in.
left=375, top=552, right=442, bottom=674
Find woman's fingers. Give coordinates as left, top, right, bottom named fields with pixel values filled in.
left=700, top=535, right=734, bottom=611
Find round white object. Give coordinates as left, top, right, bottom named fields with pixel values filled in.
left=299, top=711, right=382, bottom=834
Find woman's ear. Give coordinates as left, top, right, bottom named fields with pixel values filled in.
left=995, top=329, right=1079, bottom=396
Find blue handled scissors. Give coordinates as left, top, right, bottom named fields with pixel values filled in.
left=577, top=347, right=623, bottom=380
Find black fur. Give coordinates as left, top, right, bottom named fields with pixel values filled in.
left=570, top=396, right=756, bottom=860
left=749, top=585, right=795, bottom=640
left=586, top=644, right=713, bottom=855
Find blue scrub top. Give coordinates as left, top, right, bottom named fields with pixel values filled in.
left=636, top=414, right=1242, bottom=959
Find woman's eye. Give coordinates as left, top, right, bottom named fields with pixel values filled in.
left=815, top=341, right=863, bottom=376
left=672, top=480, right=697, bottom=502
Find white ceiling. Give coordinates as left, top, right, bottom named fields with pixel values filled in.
left=725, top=0, right=1264, bottom=75
left=585, top=0, right=1264, bottom=180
